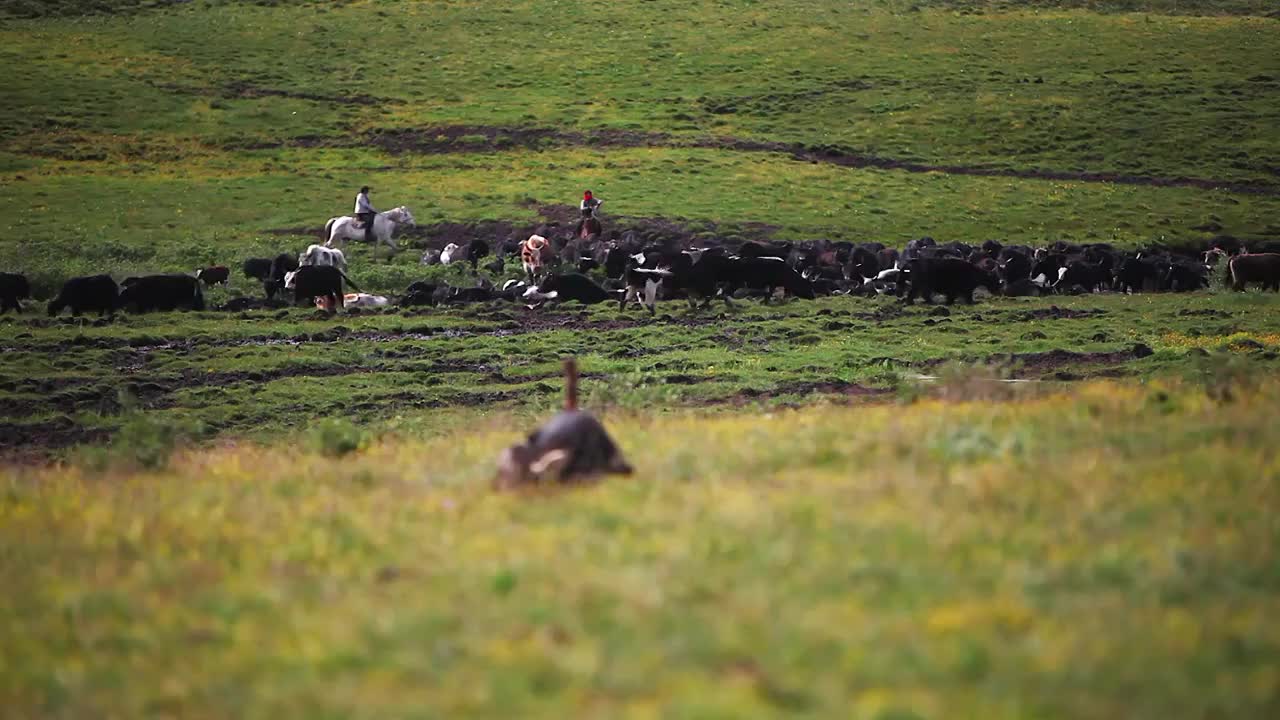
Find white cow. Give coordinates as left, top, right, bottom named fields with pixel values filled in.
left=299, top=244, right=348, bottom=272
left=313, top=293, right=389, bottom=310
left=440, top=243, right=462, bottom=265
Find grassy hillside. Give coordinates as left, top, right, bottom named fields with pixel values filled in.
left=3, top=2, right=1280, bottom=716
left=4, top=379, right=1279, bottom=718
left=2, top=0, right=1278, bottom=283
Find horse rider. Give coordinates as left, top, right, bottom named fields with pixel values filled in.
left=576, top=189, right=603, bottom=236
left=354, top=186, right=377, bottom=243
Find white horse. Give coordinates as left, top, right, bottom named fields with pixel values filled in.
left=323, top=206, right=416, bottom=254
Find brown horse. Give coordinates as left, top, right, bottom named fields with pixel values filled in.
left=577, top=216, right=602, bottom=241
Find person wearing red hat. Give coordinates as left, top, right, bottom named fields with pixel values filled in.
left=581, top=190, right=603, bottom=217
left=576, top=190, right=603, bottom=237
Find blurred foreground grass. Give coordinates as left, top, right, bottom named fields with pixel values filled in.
left=3, top=378, right=1279, bottom=718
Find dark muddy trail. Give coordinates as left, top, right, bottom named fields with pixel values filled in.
left=243, top=124, right=1280, bottom=197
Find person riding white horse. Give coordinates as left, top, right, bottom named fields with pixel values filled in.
left=323, top=204, right=416, bottom=257
left=354, top=186, right=377, bottom=244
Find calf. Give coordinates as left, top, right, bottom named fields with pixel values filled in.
left=195, top=266, right=230, bottom=286
left=523, top=273, right=612, bottom=306
left=118, top=274, right=206, bottom=313
left=265, top=252, right=299, bottom=299
left=903, top=258, right=999, bottom=305
left=1228, top=253, right=1280, bottom=292
left=47, top=275, right=119, bottom=317
left=521, top=235, right=554, bottom=281
left=440, top=243, right=462, bottom=265
left=466, top=240, right=490, bottom=270
left=0, top=272, right=31, bottom=314
left=284, top=265, right=362, bottom=310
left=243, top=257, right=273, bottom=281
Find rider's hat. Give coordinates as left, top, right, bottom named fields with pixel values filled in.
left=360, top=186, right=371, bottom=193
left=584, top=190, right=593, bottom=198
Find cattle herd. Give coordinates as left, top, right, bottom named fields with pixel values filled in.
left=1, top=232, right=1278, bottom=319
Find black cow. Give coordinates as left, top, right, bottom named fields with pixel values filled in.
left=620, top=262, right=673, bottom=315
left=0, top=272, right=31, bottom=314
left=1031, top=253, right=1068, bottom=285
left=399, top=280, right=439, bottom=307
left=524, top=273, right=612, bottom=305
left=265, top=253, right=299, bottom=299
left=1056, top=261, right=1109, bottom=293
left=903, top=236, right=937, bottom=261
left=1115, top=257, right=1161, bottom=294
left=997, top=249, right=1032, bottom=289
left=48, top=275, right=119, bottom=317
left=844, top=246, right=881, bottom=282
left=242, top=258, right=273, bottom=281
left=686, top=256, right=815, bottom=307
left=118, top=274, right=206, bottom=313
left=903, top=258, right=999, bottom=305
left=1163, top=261, right=1210, bottom=292
left=284, top=265, right=360, bottom=309
left=466, top=240, right=491, bottom=270
left=196, top=266, right=230, bottom=286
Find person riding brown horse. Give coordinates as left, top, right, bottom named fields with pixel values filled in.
left=574, top=190, right=603, bottom=239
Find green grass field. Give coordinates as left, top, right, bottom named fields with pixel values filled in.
left=3, top=0, right=1280, bottom=717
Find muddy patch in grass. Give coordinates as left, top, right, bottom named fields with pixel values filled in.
left=245, top=124, right=1280, bottom=196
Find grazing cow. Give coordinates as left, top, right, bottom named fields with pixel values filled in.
left=440, top=243, right=462, bottom=265
left=298, top=244, right=347, bottom=272
left=523, top=273, right=612, bottom=306
left=47, top=275, right=119, bottom=317
left=902, top=258, right=999, bottom=305
left=196, top=266, right=230, bottom=286
left=1055, top=261, right=1109, bottom=293
left=1227, top=253, right=1280, bottom=292
left=284, top=265, right=361, bottom=310
left=242, top=258, right=273, bottom=281
left=520, top=235, right=554, bottom=281
left=0, top=272, right=31, bottom=314
left=118, top=274, right=206, bottom=313
left=315, top=293, right=389, bottom=310
left=265, top=252, right=299, bottom=299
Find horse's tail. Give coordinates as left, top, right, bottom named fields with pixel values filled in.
left=323, top=218, right=336, bottom=243
left=337, top=269, right=362, bottom=293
